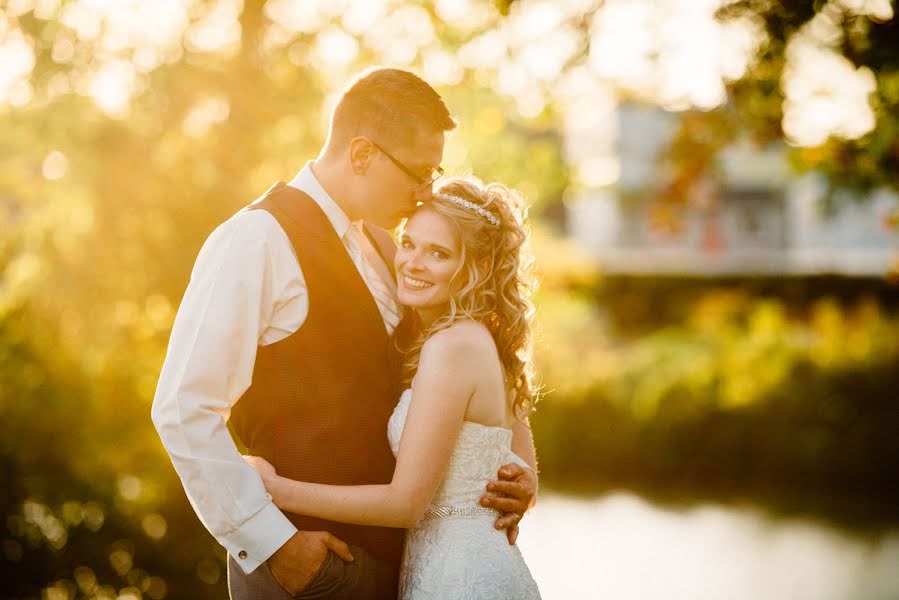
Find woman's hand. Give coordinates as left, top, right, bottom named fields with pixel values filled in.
left=244, top=455, right=281, bottom=498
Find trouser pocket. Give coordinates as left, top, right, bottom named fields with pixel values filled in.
left=293, top=545, right=379, bottom=600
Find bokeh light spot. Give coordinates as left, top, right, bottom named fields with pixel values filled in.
left=42, top=150, right=68, bottom=180
left=141, top=514, right=167, bottom=540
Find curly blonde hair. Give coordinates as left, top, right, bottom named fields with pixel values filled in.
left=395, top=176, right=539, bottom=420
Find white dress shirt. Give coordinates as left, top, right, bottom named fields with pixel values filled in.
left=152, top=162, right=529, bottom=575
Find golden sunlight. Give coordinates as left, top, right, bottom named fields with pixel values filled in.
left=588, top=0, right=761, bottom=111
left=3, top=3, right=898, bottom=599
left=0, top=27, right=35, bottom=107
left=87, top=58, right=136, bottom=117
left=781, top=8, right=879, bottom=147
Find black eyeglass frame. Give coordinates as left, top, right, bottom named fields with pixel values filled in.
left=369, top=139, right=444, bottom=192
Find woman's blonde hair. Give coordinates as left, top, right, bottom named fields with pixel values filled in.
left=395, top=176, right=539, bottom=420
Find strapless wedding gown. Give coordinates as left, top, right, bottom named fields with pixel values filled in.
left=387, top=389, right=541, bottom=600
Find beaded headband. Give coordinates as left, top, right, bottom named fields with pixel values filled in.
left=436, top=193, right=501, bottom=226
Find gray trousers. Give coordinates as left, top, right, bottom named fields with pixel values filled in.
left=227, top=544, right=397, bottom=600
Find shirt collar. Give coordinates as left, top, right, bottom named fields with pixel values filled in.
left=286, top=161, right=355, bottom=239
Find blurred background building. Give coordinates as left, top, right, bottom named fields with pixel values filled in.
left=567, top=103, right=899, bottom=276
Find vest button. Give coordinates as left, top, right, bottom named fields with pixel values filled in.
left=238, top=550, right=247, bottom=559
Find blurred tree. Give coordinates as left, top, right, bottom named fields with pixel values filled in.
left=664, top=1, right=899, bottom=202
left=2, top=1, right=898, bottom=597
left=496, top=0, right=899, bottom=222
left=0, top=1, right=568, bottom=596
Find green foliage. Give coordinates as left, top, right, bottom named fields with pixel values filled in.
left=532, top=277, right=899, bottom=515
left=0, top=3, right=571, bottom=596
left=670, top=1, right=899, bottom=198
left=2, top=1, right=898, bottom=596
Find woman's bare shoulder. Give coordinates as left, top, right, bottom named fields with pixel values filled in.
left=421, top=320, right=496, bottom=359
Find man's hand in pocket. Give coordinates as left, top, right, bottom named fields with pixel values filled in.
left=268, top=531, right=354, bottom=594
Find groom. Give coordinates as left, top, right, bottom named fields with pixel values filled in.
left=152, top=67, right=538, bottom=599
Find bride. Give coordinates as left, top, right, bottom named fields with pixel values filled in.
left=246, top=177, right=542, bottom=599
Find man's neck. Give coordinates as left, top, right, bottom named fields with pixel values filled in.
left=310, top=160, right=360, bottom=222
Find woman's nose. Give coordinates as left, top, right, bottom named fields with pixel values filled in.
left=404, top=253, right=424, bottom=272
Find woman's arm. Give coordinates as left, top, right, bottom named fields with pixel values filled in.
left=511, top=418, right=538, bottom=475
left=248, top=327, right=480, bottom=528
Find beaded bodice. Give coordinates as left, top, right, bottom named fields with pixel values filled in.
left=387, top=389, right=513, bottom=508
left=387, top=388, right=542, bottom=599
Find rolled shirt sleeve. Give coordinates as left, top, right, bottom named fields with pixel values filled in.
left=151, top=211, right=300, bottom=573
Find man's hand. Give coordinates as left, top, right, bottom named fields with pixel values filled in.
left=267, top=530, right=354, bottom=595
left=479, top=463, right=538, bottom=545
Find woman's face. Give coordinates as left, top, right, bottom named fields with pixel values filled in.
left=395, top=207, right=463, bottom=313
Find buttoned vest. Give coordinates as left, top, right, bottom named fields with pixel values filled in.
left=230, top=182, right=404, bottom=567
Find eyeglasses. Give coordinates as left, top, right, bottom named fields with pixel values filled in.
left=370, top=140, right=444, bottom=192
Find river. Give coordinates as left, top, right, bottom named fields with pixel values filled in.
left=515, top=492, right=899, bottom=600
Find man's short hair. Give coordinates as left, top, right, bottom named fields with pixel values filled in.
left=328, top=67, right=456, bottom=150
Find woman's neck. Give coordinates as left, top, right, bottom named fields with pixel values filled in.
left=415, top=306, right=443, bottom=330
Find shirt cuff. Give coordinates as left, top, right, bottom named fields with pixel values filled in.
left=221, top=502, right=298, bottom=574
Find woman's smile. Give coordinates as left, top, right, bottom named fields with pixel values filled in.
left=401, top=274, right=434, bottom=290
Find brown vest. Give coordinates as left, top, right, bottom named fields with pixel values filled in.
left=229, top=182, right=404, bottom=566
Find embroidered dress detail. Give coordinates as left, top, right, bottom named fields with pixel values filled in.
left=387, top=389, right=541, bottom=600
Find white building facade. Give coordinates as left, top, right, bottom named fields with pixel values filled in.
left=565, top=104, right=898, bottom=276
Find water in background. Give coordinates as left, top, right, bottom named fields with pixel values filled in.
left=516, top=492, right=899, bottom=600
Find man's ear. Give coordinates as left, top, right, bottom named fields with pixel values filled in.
left=348, top=137, right=376, bottom=175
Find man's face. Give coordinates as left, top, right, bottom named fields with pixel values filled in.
left=361, top=130, right=445, bottom=229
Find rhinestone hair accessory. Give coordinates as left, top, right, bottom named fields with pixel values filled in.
left=436, top=193, right=501, bottom=226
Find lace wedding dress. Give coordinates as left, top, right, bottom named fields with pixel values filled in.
left=387, top=389, right=541, bottom=600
